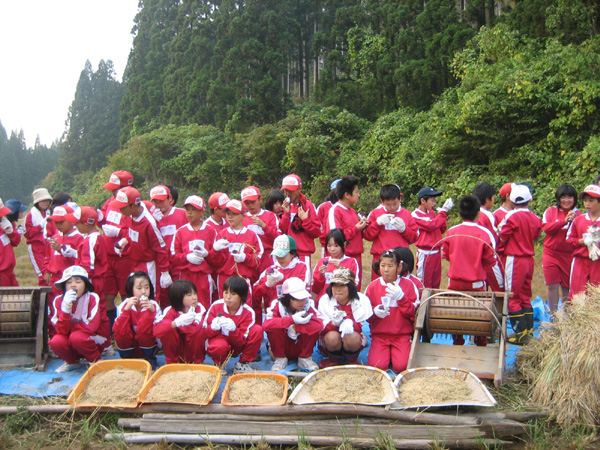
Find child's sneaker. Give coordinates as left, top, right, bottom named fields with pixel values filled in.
left=298, top=357, right=318, bottom=372
left=55, top=362, right=82, bottom=373
left=233, top=361, right=255, bottom=373
left=270, top=357, right=288, bottom=372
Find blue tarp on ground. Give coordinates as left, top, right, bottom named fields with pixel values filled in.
left=0, top=296, right=549, bottom=398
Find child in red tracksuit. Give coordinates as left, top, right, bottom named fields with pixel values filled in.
left=498, top=185, right=542, bottom=345
left=110, top=187, right=173, bottom=308
left=170, top=195, right=217, bottom=309
left=203, top=276, right=263, bottom=374
left=253, top=235, right=308, bottom=325
left=311, top=228, right=360, bottom=301
left=316, top=180, right=340, bottom=257
left=0, top=198, right=21, bottom=286
left=567, top=185, right=600, bottom=300
left=204, top=192, right=230, bottom=234
left=317, top=268, right=373, bottom=367
left=263, top=277, right=322, bottom=372
left=49, top=266, right=110, bottom=373
left=328, top=176, right=369, bottom=289
left=494, top=182, right=515, bottom=229
left=542, top=185, right=581, bottom=312
left=443, top=196, right=498, bottom=346
left=25, top=188, right=53, bottom=285
left=241, top=186, right=281, bottom=274
left=114, top=272, right=162, bottom=369
left=153, top=279, right=206, bottom=364
left=212, top=199, right=263, bottom=296
left=366, top=250, right=416, bottom=373
left=364, top=184, right=418, bottom=280
left=279, top=174, right=321, bottom=276
left=411, top=187, right=453, bottom=289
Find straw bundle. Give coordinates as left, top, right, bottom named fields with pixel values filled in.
left=146, top=370, right=217, bottom=404
left=398, top=374, right=472, bottom=406
left=517, top=287, right=600, bottom=429
left=78, top=368, right=146, bottom=406
left=227, top=377, right=284, bottom=405
left=309, top=370, right=385, bottom=403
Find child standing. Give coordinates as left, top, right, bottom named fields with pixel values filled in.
left=263, top=277, right=322, bottom=372
left=0, top=198, right=21, bottom=286
left=265, top=189, right=285, bottom=220
left=498, top=185, right=542, bottom=345
left=328, top=176, right=369, bottom=288
left=212, top=199, right=264, bottom=296
left=494, top=182, right=515, bottom=229
left=203, top=275, right=263, bottom=373
left=204, top=192, right=230, bottom=233
left=110, top=187, right=173, bottom=307
left=241, top=186, right=281, bottom=274
left=252, top=235, right=309, bottom=325
left=316, top=179, right=340, bottom=257
left=170, top=195, right=217, bottom=309
left=412, top=187, right=453, bottom=289
left=364, top=184, right=418, bottom=280
left=49, top=266, right=110, bottom=373
left=311, top=228, right=360, bottom=300
left=567, top=185, right=600, bottom=299
left=153, top=279, right=205, bottom=364
left=542, top=185, right=581, bottom=311
left=279, top=174, right=321, bottom=275
left=317, top=268, right=373, bottom=367
left=25, top=188, right=53, bottom=285
left=366, top=250, right=417, bottom=373
left=113, top=272, right=162, bottom=368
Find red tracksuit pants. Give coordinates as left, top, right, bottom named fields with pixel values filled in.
left=267, top=329, right=319, bottom=359
left=206, top=325, right=263, bottom=365
left=416, top=250, right=442, bottom=289
left=367, top=334, right=411, bottom=373
left=504, top=255, right=534, bottom=312
left=569, top=256, right=600, bottom=299
left=49, top=331, right=102, bottom=364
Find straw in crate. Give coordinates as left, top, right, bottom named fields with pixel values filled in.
left=222, top=372, right=288, bottom=406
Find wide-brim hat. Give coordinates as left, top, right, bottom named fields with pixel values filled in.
left=32, top=188, right=52, bottom=204
left=54, top=265, right=94, bottom=292
left=6, top=199, right=28, bottom=213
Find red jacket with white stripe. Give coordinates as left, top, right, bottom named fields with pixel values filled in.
left=328, top=202, right=364, bottom=256
left=0, top=227, right=19, bottom=272
left=566, top=212, right=600, bottom=258
left=153, top=304, right=206, bottom=340
left=497, top=209, right=542, bottom=257
left=76, top=231, right=108, bottom=280
left=279, top=195, right=320, bottom=257
left=156, top=207, right=187, bottom=259
left=253, top=258, right=309, bottom=306
left=263, top=298, right=323, bottom=335
left=44, top=229, right=84, bottom=276
left=543, top=206, right=582, bottom=253
left=213, top=227, right=264, bottom=280
left=202, top=300, right=258, bottom=346
left=477, top=208, right=498, bottom=241
left=114, top=298, right=162, bottom=340
left=364, top=205, right=418, bottom=255
left=127, top=205, right=169, bottom=272
left=243, top=209, right=280, bottom=253
left=51, top=292, right=104, bottom=336
left=442, top=222, right=497, bottom=282
left=311, top=255, right=360, bottom=298
left=100, top=197, right=132, bottom=258
left=365, top=277, right=416, bottom=336
left=411, top=208, right=447, bottom=251
left=170, top=223, right=218, bottom=274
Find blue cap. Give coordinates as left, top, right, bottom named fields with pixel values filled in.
left=330, top=179, right=342, bottom=190
left=5, top=199, right=28, bottom=213
left=417, top=187, right=443, bottom=199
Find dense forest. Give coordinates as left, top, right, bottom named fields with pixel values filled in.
left=14, top=0, right=600, bottom=213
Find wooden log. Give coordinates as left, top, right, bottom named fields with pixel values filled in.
left=117, top=418, right=142, bottom=429
left=104, top=432, right=511, bottom=449
left=463, top=410, right=548, bottom=422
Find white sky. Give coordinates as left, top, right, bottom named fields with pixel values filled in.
left=0, top=0, right=139, bottom=146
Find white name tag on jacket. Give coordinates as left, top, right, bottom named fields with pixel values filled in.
left=248, top=224, right=264, bottom=235
left=188, top=240, right=205, bottom=252
left=0, top=234, right=9, bottom=246
left=106, top=210, right=122, bottom=224
left=129, top=229, right=140, bottom=243
left=160, top=224, right=177, bottom=236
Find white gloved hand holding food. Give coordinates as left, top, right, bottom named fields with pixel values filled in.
left=266, top=269, right=284, bottom=287
left=213, top=239, right=229, bottom=252
left=376, top=214, right=393, bottom=226
left=374, top=304, right=391, bottom=319
left=391, top=217, right=406, bottom=232
left=339, top=318, right=354, bottom=338
left=160, top=272, right=173, bottom=289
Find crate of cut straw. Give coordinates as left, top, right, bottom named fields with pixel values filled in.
left=67, top=359, right=152, bottom=408
left=138, top=364, right=221, bottom=405
left=392, top=367, right=496, bottom=409
left=288, top=365, right=397, bottom=405
left=222, top=373, right=288, bottom=406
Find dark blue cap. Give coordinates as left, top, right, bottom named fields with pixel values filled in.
left=5, top=199, right=28, bottom=213
left=417, top=187, right=443, bottom=199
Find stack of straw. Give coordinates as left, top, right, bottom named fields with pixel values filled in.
left=517, top=287, right=600, bottom=429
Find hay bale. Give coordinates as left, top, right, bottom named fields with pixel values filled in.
left=517, top=288, right=600, bottom=429
left=78, top=368, right=146, bottom=406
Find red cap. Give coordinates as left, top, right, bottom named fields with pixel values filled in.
left=579, top=184, right=600, bottom=199
left=224, top=199, right=246, bottom=214
left=103, top=170, right=134, bottom=190
left=66, top=206, right=98, bottom=225
left=49, top=204, right=75, bottom=222
left=499, top=182, right=514, bottom=199
left=241, top=186, right=261, bottom=202
left=183, top=195, right=206, bottom=211
left=0, top=198, right=11, bottom=218
left=208, top=192, right=230, bottom=209
left=109, top=187, right=141, bottom=209
left=281, top=174, right=301, bottom=191
left=150, top=185, right=170, bottom=201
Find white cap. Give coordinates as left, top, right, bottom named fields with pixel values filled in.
left=54, top=265, right=90, bottom=289
left=282, top=277, right=310, bottom=299
left=510, top=184, right=533, bottom=205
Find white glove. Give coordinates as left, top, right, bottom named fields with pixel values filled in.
left=220, top=317, right=236, bottom=336
left=339, top=318, right=354, bottom=338
left=160, top=272, right=173, bottom=289
left=385, top=284, right=405, bottom=301
left=233, top=251, right=246, bottom=263
left=287, top=325, right=299, bottom=340
left=152, top=208, right=164, bottom=222
left=331, top=308, right=347, bottom=327
left=16, top=224, right=25, bottom=235
left=210, top=317, right=223, bottom=331
left=1, top=217, right=13, bottom=234
left=374, top=304, right=391, bottom=319
left=292, top=311, right=312, bottom=325
left=186, top=253, right=204, bottom=265
left=174, top=310, right=195, bottom=327
left=376, top=214, right=392, bottom=226
left=439, top=198, right=454, bottom=213
left=266, top=270, right=284, bottom=287
left=114, top=238, right=128, bottom=256
left=391, top=217, right=406, bottom=233
left=584, top=233, right=599, bottom=247
left=193, top=247, right=209, bottom=258
left=214, top=239, right=229, bottom=252
left=89, top=335, right=108, bottom=345
left=60, top=245, right=77, bottom=258
left=61, top=290, right=78, bottom=313
left=101, top=224, right=120, bottom=237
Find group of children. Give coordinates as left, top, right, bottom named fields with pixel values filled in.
left=4, top=170, right=600, bottom=374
